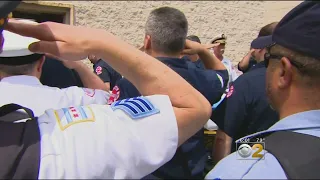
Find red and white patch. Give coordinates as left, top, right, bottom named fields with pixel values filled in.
left=226, top=85, right=234, bottom=98
left=108, top=85, right=120, bottom=105
left=69, top=107, right=80, bottom=118
left=83, top=88, right=96, bottom=97
left=95, top=66, right=102, bottom=75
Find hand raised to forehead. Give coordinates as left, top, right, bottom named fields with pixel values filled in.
left=182, top=39, right=220, bottom=55
left=5, top=19, right=108, bottom=61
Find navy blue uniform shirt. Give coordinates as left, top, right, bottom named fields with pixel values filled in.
left=182, top=56, right=206, bottom=70
left=184, top=56, right=229, bottom=90
left=193, top=59, right=206, bottom=69
left=40, top=57, right=84, bottom=88
left=214, top=61, right=279, bottom=152
left=93, top=59, right=122, bottom=90
left=109, top=57, right=228, bottom=179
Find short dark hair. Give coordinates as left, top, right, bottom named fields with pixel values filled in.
left=0, top=60, right=39, bottom=76
left=145, top=7, right=188, bottom=55
left=258, top=22, right=278, bottom=37
left=187, top=35, right=201, bottom=44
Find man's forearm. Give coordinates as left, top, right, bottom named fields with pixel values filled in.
left=198, top=48, right=226, bottom=71
left=74, top=62, right=109, bottom=91
left=238, top=52, right=252, bottom=71
left=212, top=130, right=232, bottom=165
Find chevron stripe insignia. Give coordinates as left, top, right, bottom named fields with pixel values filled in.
left=111, top=96, right=160, bottom=119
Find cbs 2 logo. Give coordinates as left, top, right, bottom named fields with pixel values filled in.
left=237, top=143, right=264, bottom=158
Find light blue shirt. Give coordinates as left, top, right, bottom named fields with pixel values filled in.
left=205, top=110, right=320, bottom=179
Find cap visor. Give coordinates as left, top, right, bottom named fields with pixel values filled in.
left=251, top=35, right=273, bottom=49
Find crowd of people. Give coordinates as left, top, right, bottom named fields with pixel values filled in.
left=0, top=0, right=319, bottom=179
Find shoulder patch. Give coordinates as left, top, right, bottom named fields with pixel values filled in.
left=95, top=66, right=102, bottom=75
left=108, top=85, right=120, bottom=105
left=54, top=106, right=95, bottom=131
left=226, top=85, right=234, bottom=98
left=83, top=88, right=96, bottom=97
left=111, top=96, right=160, bottom=119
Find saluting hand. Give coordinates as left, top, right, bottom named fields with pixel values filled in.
left=182, top=39, right=220, bottom=55
left=4, top=19, right=110, bottom=61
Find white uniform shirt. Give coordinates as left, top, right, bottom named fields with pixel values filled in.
left=37, top=95, right=178, bottom=179
left=222, top=57, right=239, bottom=87
left=0, top=75, right=110, bottom=116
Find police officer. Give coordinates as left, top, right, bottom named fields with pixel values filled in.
left=238, top=22, right=278, bottom=73
left=209, top=34, right=239, bottom=88
left=2, top=13, right=212, bottom=178
left=206, top=1, right=320, bottom=179
left=88, top=54, right=122, bottom=91
left=109, top=7, right=228, bottom=179
left=0, top=22, right=110, bottom=116
left=211, top=33, right=279, bottom=164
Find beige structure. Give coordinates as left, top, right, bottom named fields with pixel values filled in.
left=17, top=1, right=301, bottom=64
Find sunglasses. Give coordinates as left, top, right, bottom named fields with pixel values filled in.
left=264, top=43, right=302, bottom=69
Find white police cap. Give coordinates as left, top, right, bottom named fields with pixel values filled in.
left=0, top=19, right=44, bottom=65
left=209, top=34, right=227, bottom=44
left=0, top=19, right=39, bottom=57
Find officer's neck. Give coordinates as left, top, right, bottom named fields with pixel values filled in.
left=148, top=50, right=181, bottom=59
left=278, top=88, right=320, bottom=120
left=0, top=71, right=39, bottom=79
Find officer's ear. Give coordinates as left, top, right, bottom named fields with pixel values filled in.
left=144, top=34, right=151, bottom=51
left=278, top=57, right=293, bottom=89
left=36, top=55, right=46, bottom=72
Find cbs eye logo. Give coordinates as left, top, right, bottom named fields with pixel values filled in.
left=237, top=143, right=264, bottom=159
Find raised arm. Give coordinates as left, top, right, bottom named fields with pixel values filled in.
left=5, top=20, right=212, bottom=146
left=182, top=40, right=226, bottom=71
left=62, top=60, right=109, bottom=91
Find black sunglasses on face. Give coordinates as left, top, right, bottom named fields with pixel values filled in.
left=264, top=43, right=302, bottom=69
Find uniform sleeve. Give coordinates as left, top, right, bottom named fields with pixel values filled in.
left=209, top=73, right=224, bottom=104
left=94, top=64, right=111, bottom=83
left=205, top=150, right=287, bottom=179
left=37, top=95, right=178, bottom=179
left=215, top=70, right=229, bottom=90
left=216, top=78, right=249, bottom=138
left=61, top=86, right=110, bottom=105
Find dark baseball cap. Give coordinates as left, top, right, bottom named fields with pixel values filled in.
left=250, top=1, right=320, bottom=59
left=251, top=35, right=272, bottom=49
